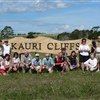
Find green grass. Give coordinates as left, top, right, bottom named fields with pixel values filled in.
left=33, top=34, right=58, bottom=40
left=0, top=70, right=100, bottom=100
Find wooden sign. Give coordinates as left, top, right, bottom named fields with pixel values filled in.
left=4, top=36, right=91, bottom=55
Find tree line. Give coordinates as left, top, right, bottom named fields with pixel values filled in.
left=0, top=26, right=100, bottom=40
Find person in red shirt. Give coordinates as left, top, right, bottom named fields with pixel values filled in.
left=55, top=52, right=67, bottom=72
left=0, top=54, right=12, bottom=75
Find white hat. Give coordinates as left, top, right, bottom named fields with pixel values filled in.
left=35, top=53, right=39, bottom=56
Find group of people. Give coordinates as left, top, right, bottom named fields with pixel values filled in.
left=0, top=36, right=100, bottom=75
left=79, top=37, right=100, bottom=72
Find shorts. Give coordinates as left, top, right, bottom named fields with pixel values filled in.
left=0, top=69, right=6, bottom=74
left=55, top=65, right=63, bottom=71
left=13, top=64, right=18, bottom=68
left=96, top=53, right=100, bottom=64
left=0, top=68, right=9, bottom=75
left=79, top=54, right=89, bottom=63
left=72, top=65, right=77, bottom=69
left=35, top=66, right=41, bottom=70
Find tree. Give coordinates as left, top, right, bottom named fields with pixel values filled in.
left=91, top=26, right=100, bottom=32
left=1, top=26, right=14, bottom=39
left=70, top=29, right=80, bottom=39
left=26, top=32, right=34, bottom=38
left=57, top=32, right=70, bottom=40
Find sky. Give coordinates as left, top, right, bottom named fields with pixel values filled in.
left=0, top=0, right=100, bottom=34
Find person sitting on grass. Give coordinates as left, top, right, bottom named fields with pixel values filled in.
left=0, top=54, right=12, bottom=75
left=11, top=52, right=21, bottom=73
left=21, top=50, right=32, bottom=73
left=55, top=52, right=67, bottom=72
left=31, top=53, right=42, bottom=73
left=68, top=51, right=79, bottom=71
left=42, top=53, right=55, bottom=73
left=84, top=53, right=97, bottom=72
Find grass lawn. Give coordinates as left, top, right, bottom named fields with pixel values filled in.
left=0, top=70, right=100, bottom=100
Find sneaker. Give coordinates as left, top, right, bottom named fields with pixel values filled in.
left=96, top=69, right=99, bottom=72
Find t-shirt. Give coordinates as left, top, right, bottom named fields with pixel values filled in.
left=96, top=42, right=100, bottom=53
left=21, top=54, right=32, bottom=64
left=13, top=57, right=20, bottom=67
left=69, top=56, right=77, bottom=65
left=3, top=44, right=10, bottom=56
left=32, top=58, right=42, bottom=66
left=55, top=56, right=65, bottom=64
left=0, top=60, right=10, bottom=70
left=78, top=44, right=90, bottom=56
left=42, top=57, right=54, bottom=67
left=84, top=58, right=97, bottom=68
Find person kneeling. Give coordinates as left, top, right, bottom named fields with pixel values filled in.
left=84, top=53, right=97, bottom=71
left=0, top=54, right=12, bottom=75
left=31, top=54, right=42, bottom=73
left=42, top=54, right=55, bottom=73
left=11, top=52, right=21, bottom=73
left=21, top=51, right=32, bottom=73
left=55, top=52, right=67, bottom=72
left=68, top=51, right=79, bottom=71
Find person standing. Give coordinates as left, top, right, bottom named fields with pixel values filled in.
left=90, top=37, right=96, bottom=55
left=78, top=38, right=90, bottom=72
left=3, top=39, right=11, bottom=57
left=21, top=50, right=32, bottom=73
left=61, top=48, right=68, bottom=58
left=0, top=40, right=4, bottom=64
left=96, top=36, right=100, bottom=72
left=61, top=48, right=69, bottom=71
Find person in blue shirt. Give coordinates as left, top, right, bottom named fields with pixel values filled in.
left=42, top=53, right=55, bottom=73
left=31, top=54, right=42, bottom=73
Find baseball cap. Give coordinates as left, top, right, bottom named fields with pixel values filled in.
left=35, top=53, right=39, bottom=57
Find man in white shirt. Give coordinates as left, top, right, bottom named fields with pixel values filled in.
left=84, top=53, right=97, bottom=71
left=3, top=39, right=11, bottom=57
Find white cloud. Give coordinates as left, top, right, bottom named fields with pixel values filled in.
left=0, top=0, right=96, bottom=13
left=0, top=0, right=70, bottom=13
left=76, top=25, right=85, bottom=30
left=63, top=25, right=70, bottom=29
left=53, top=24, right=70, bottom=33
